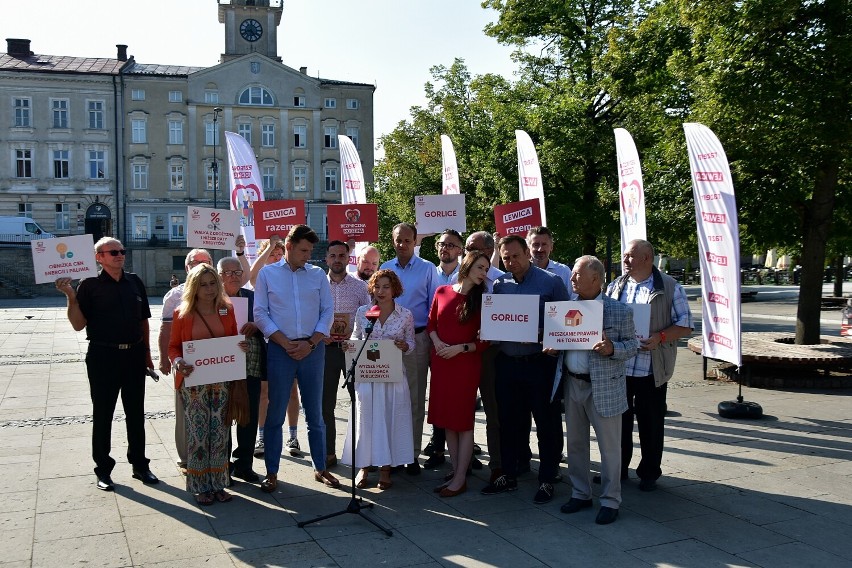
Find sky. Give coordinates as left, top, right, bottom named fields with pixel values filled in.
left=1, top=0, right=520, bottom=154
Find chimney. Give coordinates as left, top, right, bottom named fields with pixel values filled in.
left=6, top=38, right=33, bottom=57
left=116, top=44, right=128, bottom=62
left=299, top=66, right=307, bottom=75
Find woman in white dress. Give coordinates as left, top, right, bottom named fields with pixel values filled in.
left=342, top=269, right=414, bottom=490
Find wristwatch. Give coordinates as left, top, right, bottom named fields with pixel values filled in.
left=463, top=343, right=469, bottom=352
left=308, top=339, right=318, bottom=351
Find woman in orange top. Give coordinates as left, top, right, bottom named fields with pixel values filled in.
left=169, top=264, right=247, bottom=506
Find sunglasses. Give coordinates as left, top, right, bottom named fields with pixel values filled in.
left=220, top=270, right=244, bottom=277
left=99, top=249, right=126, bottom=256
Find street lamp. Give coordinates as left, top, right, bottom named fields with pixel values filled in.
left=212, top=107, right=223, bottom=208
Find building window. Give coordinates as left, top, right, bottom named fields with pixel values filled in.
left=346, top=126, right=360, bottom=149
left=18, top=203, right=33, bottom=217
left=324, top=167, right=338, bottom=193
left=206, top=164, right=215, bottom=192
left=133, top=214, right=149, bottom=239
left=131, top=89, right=145, bottom=101
left=293, top=166, right=307, bottom=192
left=293, top=95, right=305, bottom=107
left=170, top=214, right=185, bottom=240
left=53, top=150, right=70, bottom=179
left=238, top=86, right=273, bottom=106
left=87, top=101, right=104, bottom=129
left=168, top=120, right=184, bottom=144
left=52, top=99, right=69, bottom=128
left=14, top=98, right=31, bottom=127
left=324, top=98, right=336, bottom=108
left=131, top=119, right=147, bottom=144
left=262, top=166, right=276, bottom=193
left=55, top=203, right=70, bottom=231
left=346, top=98, right=359, bottom=110
left=170, top=164, right=184, bottom=191
left=238, top=122, right=252, bottom=144
left=168, top=90, right=183, bottom=103
left=15, top=149, right=33, bottom=178
left=132, top=164, right=148, bottom=190
left=324, top=126, right=338, bottom=148
left=294, top=124, right=306, bottom=148
left=205, top=122, right=220, bottom=146
left=204, top=91, right=219, bottom=103
left=88, top=150, right=106, bottom=179
left=261, top=124, right=275, bottom=147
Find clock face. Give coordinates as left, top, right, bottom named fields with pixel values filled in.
left=240, top=19, right=263, bottom=42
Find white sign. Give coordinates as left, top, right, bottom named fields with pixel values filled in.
left=32, top=234, right=98, bottom=284
left=342, top=340, right=404, bottom=383
left=182, top=335, right=246, bottom=387
left=628, top=303, right=651, bottom=339
left=415, top=194, right=466, bottom=234
left=516, top=130, right=547, bottom=226
left=187, top=206, right=240, bottom=250
left=230, top=296, right=249, bottom=332
left=543, top=300, right=603, bottom=350
left=480, top=293, right=539, bottom=342
left=614, top=128, right=647, bottom=256
left=226, top=131, right=265, bottom=264
left=441, top=134, right=460, bottom=195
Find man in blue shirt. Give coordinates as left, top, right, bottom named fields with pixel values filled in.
left=527, top=226, right=573, bottom=289
left=380, top=222, right=439, bottom=474
left=254, top=225, right=340, bottom=492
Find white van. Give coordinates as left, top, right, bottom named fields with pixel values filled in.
left=0, top=216, right=55, bottom=244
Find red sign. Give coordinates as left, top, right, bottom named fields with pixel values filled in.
left=326, top=204, right=378, bottom=242
left=494, top=199, right=542, bottom=237
left=253, top=200, right=305, bottom=239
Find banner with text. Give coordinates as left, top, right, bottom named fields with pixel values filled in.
left=182, top=335, right=246, bottom=387
left=252, top=200, right=305, bottom=239
left=343, top=340, right=404, bottom=383
left=441, top=134, right=460, bottom=195
left=516, top=130, right=547, bottom=226
left=225, top=131, right=264, bottom=264
left=326, top=203, right=379, bottom=242
left=415, top=194, right=466, bottom=234
left=339, top=135, right=366, bottom=205
left=480, top=293, right=539, bottom=342
left=187, top=206, right=240, bottom=250
left=543, top=300, right=603, bottom=350
left=614, top=128, right=647, bottom=255
left=684, top=122, right=742, bottom=367
left=32, top=234, right=98, bottom=284
left=494, top=199, right=542, bottom=237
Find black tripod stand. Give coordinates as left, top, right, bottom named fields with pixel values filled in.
left=297, top=316, right=393, bottom=536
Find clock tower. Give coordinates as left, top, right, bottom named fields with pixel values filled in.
left=219, top=0, right=283, bottom=62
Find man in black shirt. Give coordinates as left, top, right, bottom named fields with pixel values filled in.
left=56, top=237, right=159, bottom=491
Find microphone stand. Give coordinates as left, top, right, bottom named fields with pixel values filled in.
left=297, top=316, right=393, bottom=536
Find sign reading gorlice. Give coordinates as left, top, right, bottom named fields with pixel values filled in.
left=479, top=293, right=539, bottom=342
left=32, top=234, right=98, bottom=284
left=252, top=200, right=305, bottom=239
left=414, top=194, right=466, bottom=234
left=494, top=199, right=542, bottom=237
left=326, top=203, right=378, bottom=242
left=187, top=206, right=239, bottom=250
left=182, top=335, right=246, bottom=387
left=342, top=339, right=404, bottom=383
left=543, top=300, right=603, bottom=350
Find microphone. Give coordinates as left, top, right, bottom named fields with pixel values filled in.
left=364, top=304, right=381, bottom=333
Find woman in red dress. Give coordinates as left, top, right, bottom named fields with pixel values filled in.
left=427, top=251, right=491, bottom=497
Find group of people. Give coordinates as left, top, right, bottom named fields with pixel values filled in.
left=58, top=222, right=691, bottom=525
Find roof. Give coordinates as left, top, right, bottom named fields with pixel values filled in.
left=0, top=53, right=126, bottom=74
left=318, top=78, right=375, bottom=89
left=123, top=62, right=205, bottom=76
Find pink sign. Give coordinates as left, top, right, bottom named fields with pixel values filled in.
left=494, top=199, right=542, bottom=237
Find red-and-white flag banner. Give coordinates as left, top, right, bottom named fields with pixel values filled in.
left=614, top=128, right=647, bottom=255
left=515, top=130, right=547, bottom=226
left=225, top=131, right=265, bottom=264
left=684, top=123, right=742, bottom=367
left=339, top=135, right=366, bottom=205
left=440, top=134, right=460, bottom=195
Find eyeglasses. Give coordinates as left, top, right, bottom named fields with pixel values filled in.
left=220, top=270, right=244, bottom=277
left=464, top=246, right=482, bottom=252
left=436, top=242, right=460, bottom=250
left=188, top=258, right=212, bottom=267
left=99, top=249, right=126, bottom=256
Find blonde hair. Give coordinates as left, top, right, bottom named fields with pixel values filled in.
left=257, top=238, right=285, bottom=256
left=178, top=263, right=230, bottom=318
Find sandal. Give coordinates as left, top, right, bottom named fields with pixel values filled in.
left=314, top=470, right=342, bottom=489
left=195, top=492, right=214, bottom=506
left=378, top=467, right=393, bottom=490
left=356, top=469, right=370, bottom=489
left=260, top=474, right=277, bottom=493
left=214, top=489, right=232, bottom=502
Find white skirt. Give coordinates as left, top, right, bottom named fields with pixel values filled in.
left=341, top=381, right=414, bottom=468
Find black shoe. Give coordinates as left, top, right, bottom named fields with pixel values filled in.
left=96, top=475, right=115, bottom=491
left=233, top=469, right=260, bottom=482
left=132, top=469, right=159, bottom=485
left=481, top=475, right=517, bottom=495
left=560, top=497, right=593, bottom=514
left=639, top=479, right=657, bottom=492
left=423, top=440, right=437, bottom=456
left=595, top=506, right=619, bottom=525
left=423, top=453, right=446, bottom=468
left=405, top=462, right=422, bottom=476
left=470, top=456, right=483, bottom=470
left=473, top=443, right=482, bottom=455
left=533, top=482, right=554, bottom=504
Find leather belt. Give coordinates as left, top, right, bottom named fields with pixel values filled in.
left=569, top=372, right=591, bottom=383
left=89, top=338, right=143, bottom=350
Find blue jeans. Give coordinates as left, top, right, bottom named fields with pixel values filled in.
left=264, top=341, right=327, bottom=473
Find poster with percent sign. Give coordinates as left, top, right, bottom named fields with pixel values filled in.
left=341, top=340, right=404, bottom=383
left=187, top=206, right=240, bottom=250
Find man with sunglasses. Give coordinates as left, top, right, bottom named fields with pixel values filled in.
left=56, top=237, right=159, bottom=491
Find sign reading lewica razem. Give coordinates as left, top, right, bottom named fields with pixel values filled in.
left=480, top=293, right=539, bottom=342
left=543, top=300, right=604, bottom=350
left=342, top=340, right=404, bottom=383
left=252, top=200, right=305, bottom=239
left=415, top=194, right=466, bottom=234
left=326, top=203, right=379, bottom=242
left=32, top=234, right=98, bottom=284
left=187, top=206, right=239, bottom=250
left=494, top=199, right=542, bottom=237
left=182, top=335, right=246, bottom=387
